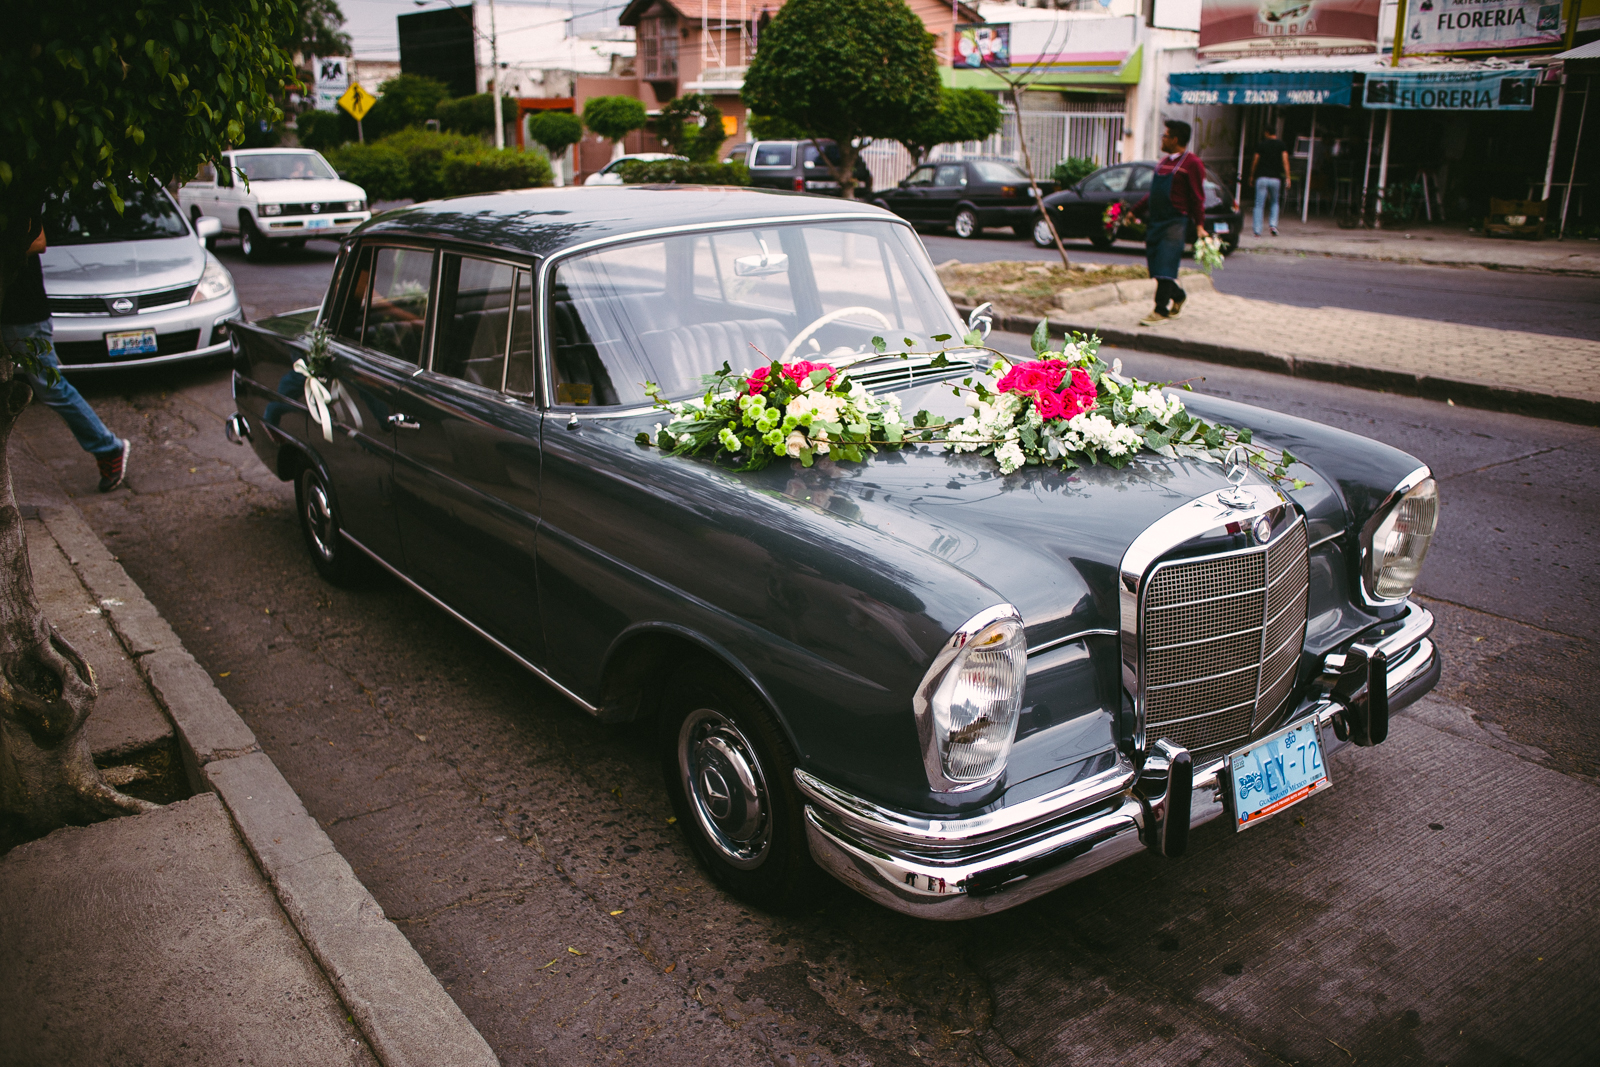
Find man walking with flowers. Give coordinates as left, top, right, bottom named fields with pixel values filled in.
left=1132, top=120, right=1207, bottom=327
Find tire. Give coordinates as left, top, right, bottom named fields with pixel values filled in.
left=660, top=660, right=822, bottom=912
left=240, top=216, right=270, bottom=262
left=1032, top=216, right=1055, bottom=249
left=295, top=466, right=363, bottom=586
left=953, top=207, right=980, bottom=239
left=1089, top=230, right=1114, bottom=250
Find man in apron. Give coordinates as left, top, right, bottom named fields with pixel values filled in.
left=1133, top=120, right=1208, bottom=327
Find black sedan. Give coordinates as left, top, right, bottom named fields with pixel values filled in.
left=225, top=187, right=1439, bottom=919
left=1031, top=160, right=1242, bottom=252
left=876, top=157, right=1055, bottom=238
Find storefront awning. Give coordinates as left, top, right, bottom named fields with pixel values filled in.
left=1167, top=69, right=1357, bottom=106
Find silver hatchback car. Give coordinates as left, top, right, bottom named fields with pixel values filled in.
left=43, top=184, right=242, bottom=371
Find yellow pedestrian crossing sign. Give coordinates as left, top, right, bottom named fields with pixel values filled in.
left=338, top=82, right=375, bottom=121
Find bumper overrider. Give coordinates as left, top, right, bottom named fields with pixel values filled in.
left=797, top=604, right=1438, bottom=919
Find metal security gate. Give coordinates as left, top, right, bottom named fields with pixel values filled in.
left=859, top=110, right=1125, bottom=195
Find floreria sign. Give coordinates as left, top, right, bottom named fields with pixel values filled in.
left=1404, top=0, right=1566, bottom=52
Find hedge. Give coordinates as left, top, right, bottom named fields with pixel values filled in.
left=323, top=143, right=410, bottom=202
left=618, top=159, right=750, bottom=186
left=440, top=149, right=554, bottom=195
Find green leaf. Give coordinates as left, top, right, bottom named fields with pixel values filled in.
left=871, top=335, right=886, bottom=352
left=963, top=329, right=982, bottom=346
left=1030, top=319, right=1049, bottom=354
left=930, top=333, right=951, bottom=342
left=929, top=352, right=949, bottom=368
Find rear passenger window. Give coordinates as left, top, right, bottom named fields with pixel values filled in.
left=363, top=247, right=435, bottom=364
left=434, top=255, right=517, bottom=388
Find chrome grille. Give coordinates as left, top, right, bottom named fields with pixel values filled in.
left=1142, top=518, right=1310, bottom=761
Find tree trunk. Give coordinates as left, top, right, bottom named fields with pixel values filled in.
left=1008, top=86, right=1071, bottom=270
left=0, top=280, right=155, bottom=836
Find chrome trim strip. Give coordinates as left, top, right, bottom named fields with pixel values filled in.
left=1025, top=628, right=1118, bottom=656
left=340, top=532, right=601, bottom=715
left=1358, top=464, right=1433, bottom=608
left=1308, top=529, right=1343, bottom=550
left=60, top=339, right=232, bottom=373
left=912, top=603, right=1023, bottom=793
left=794, top=753, right=1135, bottom=850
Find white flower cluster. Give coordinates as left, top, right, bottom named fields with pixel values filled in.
left=1126, top=386, right=1185, bottom=425
left=1054, top=412, right=1145, bottom=457
left=946, top=393, right=1025, bottom=457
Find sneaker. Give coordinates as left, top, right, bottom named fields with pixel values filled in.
left=1139, top=310, right=1171, bottom=327
left=97, top=438, right=130, bottom=492
left=1170, top=296, right=1185, bottom=318
left=1270, top=226, right=1278, bottom=236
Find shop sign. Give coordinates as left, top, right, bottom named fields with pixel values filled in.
left=1403, top=0, right=1566, bottom=53
left=1167, top=70, right=1358, bottom=104
left=312, top=56, right=349, bottom=113
left=1363, top=68, right=1539, bottom=108
left=954, top=24, right=1011, bottom=68
left=1200, top=0, right=1382, bottom=56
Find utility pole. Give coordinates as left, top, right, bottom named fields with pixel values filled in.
left=488, top=0, right=504, bottom=149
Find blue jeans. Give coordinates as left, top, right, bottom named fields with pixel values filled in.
left=1, top=320, right=121, bottom=456
left=1253, top=177, right=1281, bottom=235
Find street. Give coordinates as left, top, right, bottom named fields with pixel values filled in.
left=20, top=238, right=1599, bottom=1067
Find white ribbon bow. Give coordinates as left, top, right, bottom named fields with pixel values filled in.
left=293, top=358, right=362, bottom=442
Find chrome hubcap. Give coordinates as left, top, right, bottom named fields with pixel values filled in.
left=1034, top=219, right=1052, bottom=246
left=304, top=478, right=336, bottom=561
left=955, top=212, right=975, bottom=237
left=679, top=708, right=770, bottom=869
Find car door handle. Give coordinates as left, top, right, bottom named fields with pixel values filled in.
left=386, top=413, right=421, bottom=430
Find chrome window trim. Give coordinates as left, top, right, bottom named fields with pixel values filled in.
left=912, top=602, right=1024, bottom=794
left=534, top=212, right=933, bottom=411
left=1116, top=479, right=1293, bottom=761
left=1357, top=464, right=1433, bottom=608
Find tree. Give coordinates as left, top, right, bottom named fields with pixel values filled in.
left=741, top=0, right=939, bottom=199
left=436, top=93, right=518, bottom=138
left=283, top=0, right=352, bottom=62
left=898, top=88, right=1002, bottom=164
left=582, top=96, right=648, bottom=151
left=654, top=94, right=728, bottom=163
left=362, top=74, right=451, bottom=141
left=0, top=1, right=296, bottom=833
left=746, top=114, right=806, bottom=141
left=527, top=112, right=585, bottom=158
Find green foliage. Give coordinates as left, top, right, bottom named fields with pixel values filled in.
left=1052, top=156, right=1098, bottom=188
left=582, top=95, right=648, bottom=143
left=283, top=0, right=352, bottom=66
left=617, top=159, right=749, bottom=186
left=435, top=93, right=517, bottom=137
left=362, top=74, right=451, bottom=140
left=440, top=148, right=553, bottom=195
left=323, top=142, right=409, bottom=201
left=742, top=0, right=938, bottom=197
left=746, top=113, right=807, bottom=141
left=296, top=110, right=346, bottom=152
left=378, top=128, right=481, bottom=201
left=0, top=0, right=298, bottom=255
left=654, top=94, right=728, bottom=163
left=527, top=111, right=585, bottom=155
left=899, top=88, right=1002, bottom=163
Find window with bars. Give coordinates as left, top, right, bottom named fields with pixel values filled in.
left=640, top=11, right=679, bottom=78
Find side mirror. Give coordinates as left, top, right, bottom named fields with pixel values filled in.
left=966, top=301, right=993, bottom=342
left=194, top=216, right=222, bottom=242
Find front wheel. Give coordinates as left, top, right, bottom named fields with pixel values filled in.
left=296, top=466, right=363, bottom=586
left=240, top=217, right=270, bottom=262
left=660, top=661, right=822, bottom=912
left=1032, top=216, right=1056, bottom=248
left=953, top=207, right=981, bottom=239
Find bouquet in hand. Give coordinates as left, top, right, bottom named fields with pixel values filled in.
left=1101, top=201, right=1145, bottom=239
left=1193, top=231, right=1226, bottom=275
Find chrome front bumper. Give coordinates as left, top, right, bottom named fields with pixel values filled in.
left=799, top=606, right=1438, bottom=920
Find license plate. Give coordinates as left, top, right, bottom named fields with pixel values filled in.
left=106, top=329, right=157, bottom=356
left=306, top=217, right=331, bottom=228
left=1227, top=716, right=1330, bottom=831
left=1213, top=222, right=1230, bottom=234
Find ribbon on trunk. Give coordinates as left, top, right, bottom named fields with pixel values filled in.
left=292, top=358, right=362, bottom=442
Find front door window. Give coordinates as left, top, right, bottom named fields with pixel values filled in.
left=363, top=247, right=435, bottom=365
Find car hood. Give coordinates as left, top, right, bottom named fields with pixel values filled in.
left=250, top=178, right=366, bottom=203
left=41, top=237, right=205, bottom=296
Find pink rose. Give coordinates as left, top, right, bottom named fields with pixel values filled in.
left=783, top=360, right=838, bottom=389
left=746, top=366, right=772, bottom=396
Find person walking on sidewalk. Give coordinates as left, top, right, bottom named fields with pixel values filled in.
left=1, top=221, right=131, bottom=491
left=1133, top=120, right=1208, bottom=327
left=1249, top=131, right=1291, bottom=237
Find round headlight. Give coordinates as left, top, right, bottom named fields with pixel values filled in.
left=1364, top=476, right=1439, bottom=601
left=916, top=606, right=1027, bottom=789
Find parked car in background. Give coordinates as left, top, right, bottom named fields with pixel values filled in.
left=1032, top=160, right=1242, bottom=252
left=40, top=183, right=240, bottom=372
left=584, top=153, right=684, bottom=185
left=178, top=148, right=370, bottom=262
left=877, top=158, right=1056, bottom=239
left=721, top=142, right=751, bottom=167
left=224, top=186, right=1440, bottom=919
left=744, top=140, right=872, bottom=197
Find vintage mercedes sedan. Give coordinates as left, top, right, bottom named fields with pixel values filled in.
left=225, top=187, right=1440, bottom=918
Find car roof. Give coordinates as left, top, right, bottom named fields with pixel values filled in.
left=356, top=186, right=890, bottom=258
left=226, top=147, right=322, bottom=155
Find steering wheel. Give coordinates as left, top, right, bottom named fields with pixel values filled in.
left=779, top=306, right=894, bottom=364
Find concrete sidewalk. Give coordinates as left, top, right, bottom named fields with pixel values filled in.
left=1232, top=217, right=1600, bottom=276
left=0, top=443, right=498, bottom=1067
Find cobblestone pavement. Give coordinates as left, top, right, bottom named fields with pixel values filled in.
left=1234, top=217, right=1600, bottom=275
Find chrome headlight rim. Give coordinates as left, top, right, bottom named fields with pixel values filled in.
left=1358, top=465, right=1437, bottom=607
left=913, top=603, right=1026, bottom=793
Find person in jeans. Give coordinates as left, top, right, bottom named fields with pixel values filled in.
left=1249, top=131, right=1291, bottom=236
left=1131, top=120, right=1208, bottom=327
left=1, top=222, right=131, bottom=491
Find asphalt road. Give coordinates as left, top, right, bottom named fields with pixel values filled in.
left=27, top=244, right=1598, bottom=1067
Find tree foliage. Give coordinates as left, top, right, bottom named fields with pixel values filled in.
left=527, top=111, right=585, bottom=156
left=361, top=74, right=451, bottom=141
left=436, top=93, right=518, bottom=137
left=283, top=0, right=352, bottom=64
left=441, top=148, right=554, bottom=194
left=654, top=94, right=728, bottom=163
left=746, top=113, right=806, bottom=141
left=618, top=159, right=750, bottom=185
left=741, top=0, right=939, bottom=198
left=582, top=95, right=648, bottom=144
left=898, top=88, right=1002, bottom=164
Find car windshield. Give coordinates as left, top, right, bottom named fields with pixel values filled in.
left=970, top=161, right=1030, bottom=183
left=548, top=219, right=963, bottom=406
left=233, top=152, right=337, bottom=181
left=41, top=185, right=189, bottom=245
left=752, top=144, right=794, bottom=167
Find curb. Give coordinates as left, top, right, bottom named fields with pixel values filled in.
left=36, top=504, right=500, bottom=1067
left=1236, top=243, right=1600, bottom=278
left=960, top=305, right=1600, bottom=427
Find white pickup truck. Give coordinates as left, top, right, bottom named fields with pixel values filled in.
left=178, top=148, right=371, bottom=261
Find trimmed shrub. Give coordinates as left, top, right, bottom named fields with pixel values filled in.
left=324, top=143, right=410, bottom=202
left=582, top=95, right=648, bottom=144
left=436, top=93, right=518, bottom=137
left=363, top=74, right=452, bottom=140
left=296, top=110, right=346, bottom=152
left=747, top=113, right=806, bottom=140
left=618, top=159, right=749, bottom=186
left=381, top=128, right=483, bottom=201
left=441, top=149, right=554, bottom=194
left=1052, top=156, right=1099, bottom=189
left=527, top=111, right=585, bottom=156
